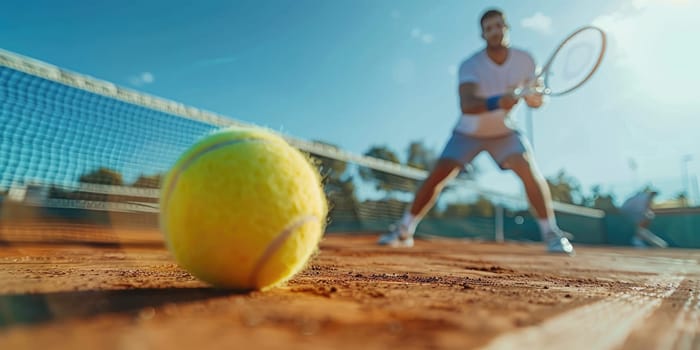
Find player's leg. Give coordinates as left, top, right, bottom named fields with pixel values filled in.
left=377, top=159, right=462, bottom=247
left=409, top=159, right=463, bottom=219
left=634, top=211, right=668, bottom=248
left=487, top=133, right=574, bottom=255
left=378, top=132, right=480, bottom=247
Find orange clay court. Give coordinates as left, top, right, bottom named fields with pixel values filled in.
left=1, top=223, right=699, bottom=350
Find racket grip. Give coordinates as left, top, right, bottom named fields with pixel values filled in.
left=512, top=87, right=528, bottom=98
left=512, top=84, right=544, bottom=98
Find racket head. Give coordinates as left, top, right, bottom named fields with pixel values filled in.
left=541, top=26, right=607, bottom=96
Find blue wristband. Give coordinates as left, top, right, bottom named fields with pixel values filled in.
left=486, top=95, right=502, bottom=111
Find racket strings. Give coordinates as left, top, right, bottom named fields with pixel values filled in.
left=543, top=26, right=606, bottom=96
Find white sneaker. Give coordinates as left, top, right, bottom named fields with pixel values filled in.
left=545, top=230, right=575, bottom=256
left=560, top=231, right=575, bottom=240
left=377, top=224, right=414, bottom=247
left=547, top=237, right=575, bottom=255
left=631, top=236, right=648, bottom=248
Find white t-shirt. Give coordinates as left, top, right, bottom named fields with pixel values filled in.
left=620, top=192, right=653, bottom=216
left=455, top=47, right=536, bottom=137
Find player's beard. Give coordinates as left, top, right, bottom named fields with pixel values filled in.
left=501, top=30, right=510, bottom=47
left=487, top=30, right=510, bottom=49
left=485, top=29, right=510, bottom=49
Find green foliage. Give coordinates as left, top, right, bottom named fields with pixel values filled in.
left=406, top=141, right=436, bottom=170
left=307, top=142, right=360, bottom=222
left=132, top=174, right=162, bottom=188
left=443, top=195, right=494, bottom=218
left=587, top=185, right=617, bottom=212
left=79, top=167, right=123, bottom=186
left=676, top=192, right=690, bottom=207
left=546, top=170, right=583, bottom=205
left=359, top=145, right=420, bottom=194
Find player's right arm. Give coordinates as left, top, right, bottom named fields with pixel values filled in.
left=459, top=82, right=519, bottom=115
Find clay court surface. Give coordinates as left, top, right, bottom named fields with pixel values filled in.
left=1, top=224, right=699, bottom=350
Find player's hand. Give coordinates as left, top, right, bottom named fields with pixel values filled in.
left=498, top=94, right=518, bottom=110
left=521, top=77, right=545, bottom=108
left=499, top=87, right=520, bottom=110
left=524, top=93, right=543, bottom=108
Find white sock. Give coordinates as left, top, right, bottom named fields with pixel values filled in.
left=537, top=218, right=558, bottom=237
left=400, top=212, right=418, bottom=235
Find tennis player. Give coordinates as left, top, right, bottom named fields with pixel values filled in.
left=620, top=190, right=668, bottom=248
left=378, top=8, right=574, bottom=255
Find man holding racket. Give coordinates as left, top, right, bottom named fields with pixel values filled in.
left=379, top=8, right=575, bottom=255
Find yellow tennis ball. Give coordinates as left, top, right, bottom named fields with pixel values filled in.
left=159, top=126, right=327, bottom=290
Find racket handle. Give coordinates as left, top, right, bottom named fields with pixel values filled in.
left=512, top=84, right=546, bottom=98
left=512, top=87, right=525, bottom=98
left=512, top=86, right=531, bottom=98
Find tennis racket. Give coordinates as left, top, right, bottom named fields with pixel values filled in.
left=514, top=26, right=607, bottom=98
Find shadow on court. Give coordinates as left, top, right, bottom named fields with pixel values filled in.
left=0, top=287, right=239, bottom=328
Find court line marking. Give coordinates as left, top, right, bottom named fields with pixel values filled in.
left=655, top=279, right=700, bottom=350
left=479, top=274, right=684, bottom=350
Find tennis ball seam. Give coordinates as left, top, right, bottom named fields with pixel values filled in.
left=247, top=214, right=318, bottom=288
left=161, top=137, right=264, bottom=213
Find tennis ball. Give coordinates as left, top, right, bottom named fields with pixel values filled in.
left=159, top=126, right=327, bottom=290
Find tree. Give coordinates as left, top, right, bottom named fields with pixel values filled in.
left=304, top=141, right=356, bottom=201
left=676, top=192, right=689, bottom=207
left=546, top=170, right=584, bottom=205
left=79, top=167, right=123, bottom=186
left=443, top=195, right=494, bottom=218
left=470, top=195, right=495, bottom=217
left=307, top=141, right=359, bottom=223
left=307, top=143, right=349, bottom=181
left=588, top=185, right=617, bottom=212
left=444, top=202, right=472, bottom=218
left=406, top=141, right=437, bottom=171
left=359, top=145, right=419, bottom=195
left=132, top=174, right=162, bottom=188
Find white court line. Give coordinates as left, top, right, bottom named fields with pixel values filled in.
left=655, top=280, right=700, bottom=350
left=479, top=275, right=684, bottom=350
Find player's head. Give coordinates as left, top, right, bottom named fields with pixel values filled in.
left=480, top=8, right=509, bottom=48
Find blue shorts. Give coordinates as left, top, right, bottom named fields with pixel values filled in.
left=622, top=209, right=656, bottom=225
left=439, top=131, right=532, bottom=169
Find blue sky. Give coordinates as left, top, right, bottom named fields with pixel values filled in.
left=1, top=0, right=699, bottom=203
